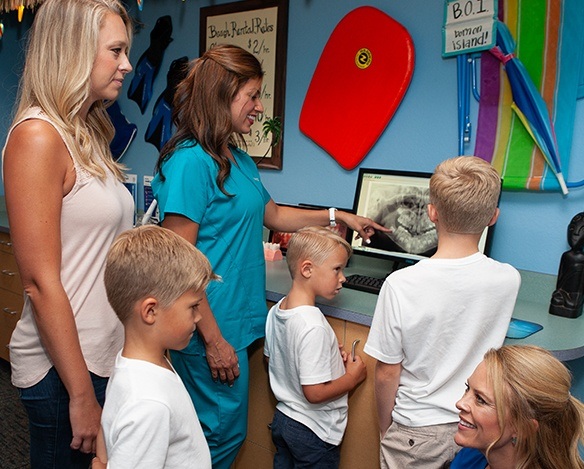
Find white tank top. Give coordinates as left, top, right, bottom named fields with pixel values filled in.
left=3, top=108, right=134, bottom=388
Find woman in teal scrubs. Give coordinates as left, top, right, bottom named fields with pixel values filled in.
left=152, top=44, right=383, bottom=468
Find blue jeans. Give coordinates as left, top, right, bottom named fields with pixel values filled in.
left=18, top=367, right=108, bottom=469
left=271, top=409, right=340, bottom=469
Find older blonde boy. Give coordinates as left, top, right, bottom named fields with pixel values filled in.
left=364, top=156, right=521, bottom=468
left=264, top=226, right=367, bottom=468
left=93, top=225, right=217, bottom=469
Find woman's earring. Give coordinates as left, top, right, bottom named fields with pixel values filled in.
left=511, top=437, right=517, bottom=446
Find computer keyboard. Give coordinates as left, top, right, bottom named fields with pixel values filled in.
left=343, top=274, right=387, bottom=295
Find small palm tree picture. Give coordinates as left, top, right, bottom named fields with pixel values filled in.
left=261, top=116, right=282, bottom=158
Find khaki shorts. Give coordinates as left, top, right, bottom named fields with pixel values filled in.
left=380, top=421, right=459, bottom=469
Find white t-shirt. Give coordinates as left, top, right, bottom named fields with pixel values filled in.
left=364, top=252, right=521, bottom=427
left=264, top=300, right=348, bottom=445
left=102, top=352, right=211, bottom=468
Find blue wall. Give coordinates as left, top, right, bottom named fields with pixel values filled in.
left=2, top=0, right=584, bottom=409
left=1, top=0, right=583, bottom=278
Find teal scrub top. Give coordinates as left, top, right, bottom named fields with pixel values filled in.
left=152, top=142, right=271, bottom=353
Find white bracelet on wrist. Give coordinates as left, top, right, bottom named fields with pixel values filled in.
left=329, top=207, right=337, bottom=227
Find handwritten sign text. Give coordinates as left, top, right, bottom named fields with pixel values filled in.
left=443, top=0, right=497, bottom=57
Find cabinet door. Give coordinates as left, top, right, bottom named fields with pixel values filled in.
left=0, top=288, right=23, bottom=362
left=0, top=231, right=13, bottom=255
left=234, top=338, right=277, bottom=468
left=0, top=250, right=22, bottom=294
left=340, top=321, right=380, bottom=469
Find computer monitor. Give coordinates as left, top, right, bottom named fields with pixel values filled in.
left=346, top=168, right=494, bottom=266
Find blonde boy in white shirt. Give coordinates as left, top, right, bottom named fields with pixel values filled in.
left=264, top=226, right=367, bottom=468
left=365, top=156, right=521, bottom=468
left=93, top=225, right=218, bottom=469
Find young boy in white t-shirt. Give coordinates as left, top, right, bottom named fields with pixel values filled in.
left=364, top=156, right=521, bottom=468
left=92, top=225, right=217, bottom=468
left=264, top=226, right=367, bottom=468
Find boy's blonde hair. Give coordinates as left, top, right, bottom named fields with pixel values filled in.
left=429, top=156, right=501, bottom=234
left=285, top=226, right=352, bottom=278
left=104, top=225, right=217, bottom=323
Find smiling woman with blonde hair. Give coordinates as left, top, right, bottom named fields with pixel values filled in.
left=451, top=345, right=584, bottom=469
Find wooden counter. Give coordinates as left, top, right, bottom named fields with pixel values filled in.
left=0, top=205, right=22, bottom=363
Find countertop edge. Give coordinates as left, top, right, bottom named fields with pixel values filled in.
left=265, top=290, right=373, bottom=327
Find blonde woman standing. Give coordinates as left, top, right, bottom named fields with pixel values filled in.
left=2, top=1, right=134, bottom=467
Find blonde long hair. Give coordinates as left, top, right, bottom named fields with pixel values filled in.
left=485, top=345, right=584, bottom=469
left=14, top=0, right=133, bottom=181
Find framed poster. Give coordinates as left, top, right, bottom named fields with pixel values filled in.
left=200, top=0, right=289, bottom=170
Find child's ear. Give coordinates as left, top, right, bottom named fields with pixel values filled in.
left=300, top=260, right=313, bottom=279
left=139, top=297, right=159, bottom=325
left=427, top=203, right=438, bottom=223
left=487, top=208, right=500, bottom=226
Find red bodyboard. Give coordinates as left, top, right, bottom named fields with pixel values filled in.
left=299, top=6, right=415, bottom=170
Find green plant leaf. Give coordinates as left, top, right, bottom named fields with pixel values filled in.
left=262, top=116, right=282, bottom=146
